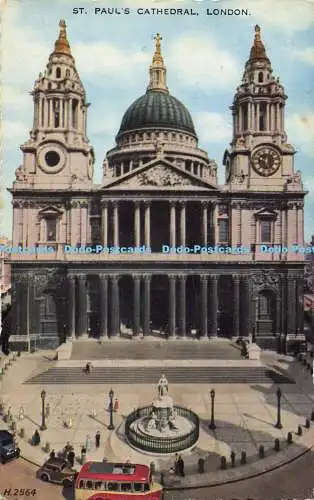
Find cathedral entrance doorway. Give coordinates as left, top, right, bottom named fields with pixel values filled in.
left=255, top=290, right=276, bottom=335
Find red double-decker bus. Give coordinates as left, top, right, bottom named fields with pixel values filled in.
left=74, top=461, right=163, bottom=500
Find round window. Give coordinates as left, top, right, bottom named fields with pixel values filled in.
left=45, top=151, right=60, bottom=167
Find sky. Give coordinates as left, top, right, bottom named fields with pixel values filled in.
left=1, top=0, right=314, bottom=240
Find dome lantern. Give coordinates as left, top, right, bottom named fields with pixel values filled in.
left=147, top=33, right=168, bottom=94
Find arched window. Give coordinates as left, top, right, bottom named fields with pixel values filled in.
left=48, top=82, right=52, bottom=90
left=56, top=67, right=61, bottom=78
left=258, top=71, right=264, bottom=83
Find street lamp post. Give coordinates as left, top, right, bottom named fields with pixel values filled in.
left=40, top=390, right=47, bottom=431
left=108, top=389, right=115, bottom=430
left=209, top=389, right=216, bottom=430
left=275, top=387, right=283, bottom=429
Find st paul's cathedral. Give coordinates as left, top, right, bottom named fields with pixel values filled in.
left=8, top=21, right=306, bottom=352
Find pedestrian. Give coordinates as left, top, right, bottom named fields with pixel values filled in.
left=67, top=450, right=75, bottom=467
left=174, top=453, right=179, bottom=475
left=240, top=340, right=248, bottom=359
left=95, top=430, right=101, bottom=448
left=177, top=455, right=185, bottom=477
left=85, top=362, right=92, bottom=373
left=32, top=429, right=40, bottom=446
left=85, top=434, right=91, bottom=452
left=114, top=398, right=119, bottom=412
left=81, top=446, right=86, bottom=464
left=19, top=406, right=24, bottom=420
left=49, top=449, right=55, bottom=459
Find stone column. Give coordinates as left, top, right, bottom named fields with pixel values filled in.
left=144, top=201, right=151, bottom=248
left=241, top=276, right=250, bottom=338
left=178, top=275, right=186, bottom=338
left=134, top=201, right=141, bottom=247
left=202, top=202, right=208, bottom=246
left=68, top=275, right=76, bottom=338
left=179, top=202, right=186, bottom=246
left=99, top=275, right=108, bottom=338
left=233, top=275, right=240, bottom=338
left=200, top=275, right=208, bottom=338
left=101, top=202, right=108, bottom=248
left=113, top=202, right=119, bottom=247
left=143, top=275, right=151, bottom=336
left=208, top=275, right=218, bottom=337
left=110, top=276, right=120, bottom=337
left=170, top=201, right=176, bottom=247
left=77, top=275, right=87, bottom=336
left=133, top=274, right=141, bottom=336
left=168, top=274, right=176, bottom=337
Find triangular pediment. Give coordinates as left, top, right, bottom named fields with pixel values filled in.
left=254, top=208, right=277, bottom=218
left=38, top=205, right=63, bottom=216
left=102, top=158, right=219, bottom=191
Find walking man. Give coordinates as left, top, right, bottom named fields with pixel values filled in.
left=95, top=430, right=101, bottom=448
left=178, top=455, right=185, bottom=477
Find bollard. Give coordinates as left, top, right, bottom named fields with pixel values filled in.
left=274, top=438, right=280, bottom=451
left=198, top=458, right=205, bottom=473
left=287, top=432, right=293, bottom=444
left=258, top=445, right=265, bottom=458
left=297, top=425, right=302, bottom=436
left=221, top=456, right=227, bottom=470
left=240, top=451, right=246, bottom=465
left=230, top=451, right=236, bottom=467
left=305, top=418, right=310, bottom=429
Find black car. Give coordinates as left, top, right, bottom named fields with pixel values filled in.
left=0, top=430, right=20, bottom=463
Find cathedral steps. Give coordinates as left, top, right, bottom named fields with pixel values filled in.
left=24, top=366, right=294, bottom=385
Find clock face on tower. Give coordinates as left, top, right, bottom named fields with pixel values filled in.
left=37, top=143, right=66, bottom=174
left=251, top=147, right=281, bottom=177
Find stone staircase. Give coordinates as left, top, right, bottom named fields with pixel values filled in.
left=24, top=366, right=295, bottom=385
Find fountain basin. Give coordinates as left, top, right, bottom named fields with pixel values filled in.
left=125, top=405, right=199, bottom=454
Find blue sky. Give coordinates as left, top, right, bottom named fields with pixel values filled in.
left=2, top=0, right=314, bottom=240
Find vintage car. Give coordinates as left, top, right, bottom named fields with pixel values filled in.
left=36, top=457, right=77, bottom=487
left=0, top=430, right=20, bottom=463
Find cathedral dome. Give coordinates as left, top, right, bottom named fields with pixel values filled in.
left=118, top=90, right=196, bottom=136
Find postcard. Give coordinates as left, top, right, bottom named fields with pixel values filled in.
left=0, top=0, right=314, bottom=498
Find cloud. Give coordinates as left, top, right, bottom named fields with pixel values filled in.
left=73, top=42, right=150, bottom=79
left=168, top=35, right=239, bottom=91
left=2, top=121, right=28, bottom=144
left=293, top=47, right=314, bottom=66
left=226, top=0, right=314, bottom=32
left=2, top=86, right=32, bottom=112
left=286, top=112, right=314, bottom=157
left=195, top=112, right=232, bottom=143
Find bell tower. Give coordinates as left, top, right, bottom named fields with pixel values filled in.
left=14, top=20, right=94, bottom=190
left=223, top=25, right=300, bottom=192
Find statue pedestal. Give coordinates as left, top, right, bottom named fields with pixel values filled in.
left=248, top=343, right=261, bottom=360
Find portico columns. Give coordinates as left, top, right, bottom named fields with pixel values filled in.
left=143, top=275, right=151, bottom=336
left=144, top=201, right=151, bottom=248
left=133, top=274, right=141, bottom=336
left=134, top=201, right=141, bottom=247
left=68, top=275, right=76, bottom=338
left=113, top=202, right=119, bottom=247
left=110, top=276, right=120, bottom=337
left=77, top=275, right=87, bottom=336
left=170, top=201, right=176, bottom=247
left=208, top=275, right=218, bottom=337
left=241, top=276, right=250, bottom=337
left=178, top=275, right=186, bottom=338
left=101, top=202, right=108, bottom=247
left=99, top=275, right=108, bottom=338
left=200, top=275, right=208, bottom=338
left=169, top=274, right=176, bottom=337
left=202, top=202, right=208, bottom=246
left=233, top=275, right=240, bottom=337
left=179, top=202, right=186, bottom=246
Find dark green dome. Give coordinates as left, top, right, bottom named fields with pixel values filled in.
left=118, top=90, right=196, bottom=136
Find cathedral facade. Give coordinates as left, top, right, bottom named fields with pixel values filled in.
left=8, top=22, right=306, bottom=352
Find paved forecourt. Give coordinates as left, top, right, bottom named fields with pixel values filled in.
left=0, top=342, right=314, bottom=490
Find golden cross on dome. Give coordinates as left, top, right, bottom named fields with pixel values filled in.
left=154, top=33, right=162, bottom=57
left=255, top=25, right=261, bottom=41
